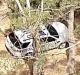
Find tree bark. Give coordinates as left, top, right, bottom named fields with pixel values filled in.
left=66, top=8, right=76, bottom=75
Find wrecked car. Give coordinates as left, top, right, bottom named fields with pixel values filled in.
left=5, top=29, right=35, bottom=58
left=38, top=22, right=69, bottom=50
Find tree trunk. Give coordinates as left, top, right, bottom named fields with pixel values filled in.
left=26, top=0, right=31, bottom=17
left=66, top=8, right=76, bottom=75
left=41, top=0, right=43, bottom=12
left=15, top=0, right=24, bottom=15
left=26, top=0, right=30, bottom=9
left=24, top=60, right=34, bottom=75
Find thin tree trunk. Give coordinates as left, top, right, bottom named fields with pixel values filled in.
left=41, top=0, right=43, bottom=12
left=26, top=0, right=31, bottom=17
left=26, top=0, right=30, bottom=9
left=66, top=8, right=76, bottom=75
left=15, top=0, right=24, bottom=15
left=15, top=0, right=26, bottom=24
left=24, top=59, right=34, bottom=75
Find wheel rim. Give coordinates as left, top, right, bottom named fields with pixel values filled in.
left=59, top=42, right=66, bottom=49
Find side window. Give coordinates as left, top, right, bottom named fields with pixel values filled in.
left=22, top=42, right=30, bottom=48
left=47, top=24, right=59, bottom=38
left=9, top=33, right=21, bottom=49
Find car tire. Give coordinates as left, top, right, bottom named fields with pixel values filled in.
left=59, top=42, right=69, bottom=49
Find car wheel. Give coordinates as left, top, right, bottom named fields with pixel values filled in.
left=59, top=42, right=69, bottom=49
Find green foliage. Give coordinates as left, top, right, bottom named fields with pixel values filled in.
left=10, top=16, right=23, bottom=28
left=9, top=9, right=53, bottom=29
left=7, top=0, right=80, bottom=36
left=44, top=0, right=59, bottom=8
left=19, top=0, right=26, bottom=7
left=30, top=0, right=41, bottom=8
left=61, top=0, right=80, bottom=7
left=7, top=0, right=19, bottom=14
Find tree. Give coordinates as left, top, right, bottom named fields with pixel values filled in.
left=66, top=8, right=76, bottom=75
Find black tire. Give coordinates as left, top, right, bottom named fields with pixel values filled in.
left=59, top=42, right=69, bottom=49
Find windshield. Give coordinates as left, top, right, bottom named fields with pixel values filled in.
left=46, top=24, right=59, bottom=38
left=9, top=32, right=30, bottom=49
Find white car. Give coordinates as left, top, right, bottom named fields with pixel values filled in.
left=39, top=22, right=69, bottom=50
left=5, top=29, right=35, bottom=58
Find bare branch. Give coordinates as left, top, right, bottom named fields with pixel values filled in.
left=15, top=0, right=25, bottom=15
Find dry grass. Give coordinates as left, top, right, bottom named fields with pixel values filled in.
left=0, top=50, right=30, bottom=75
